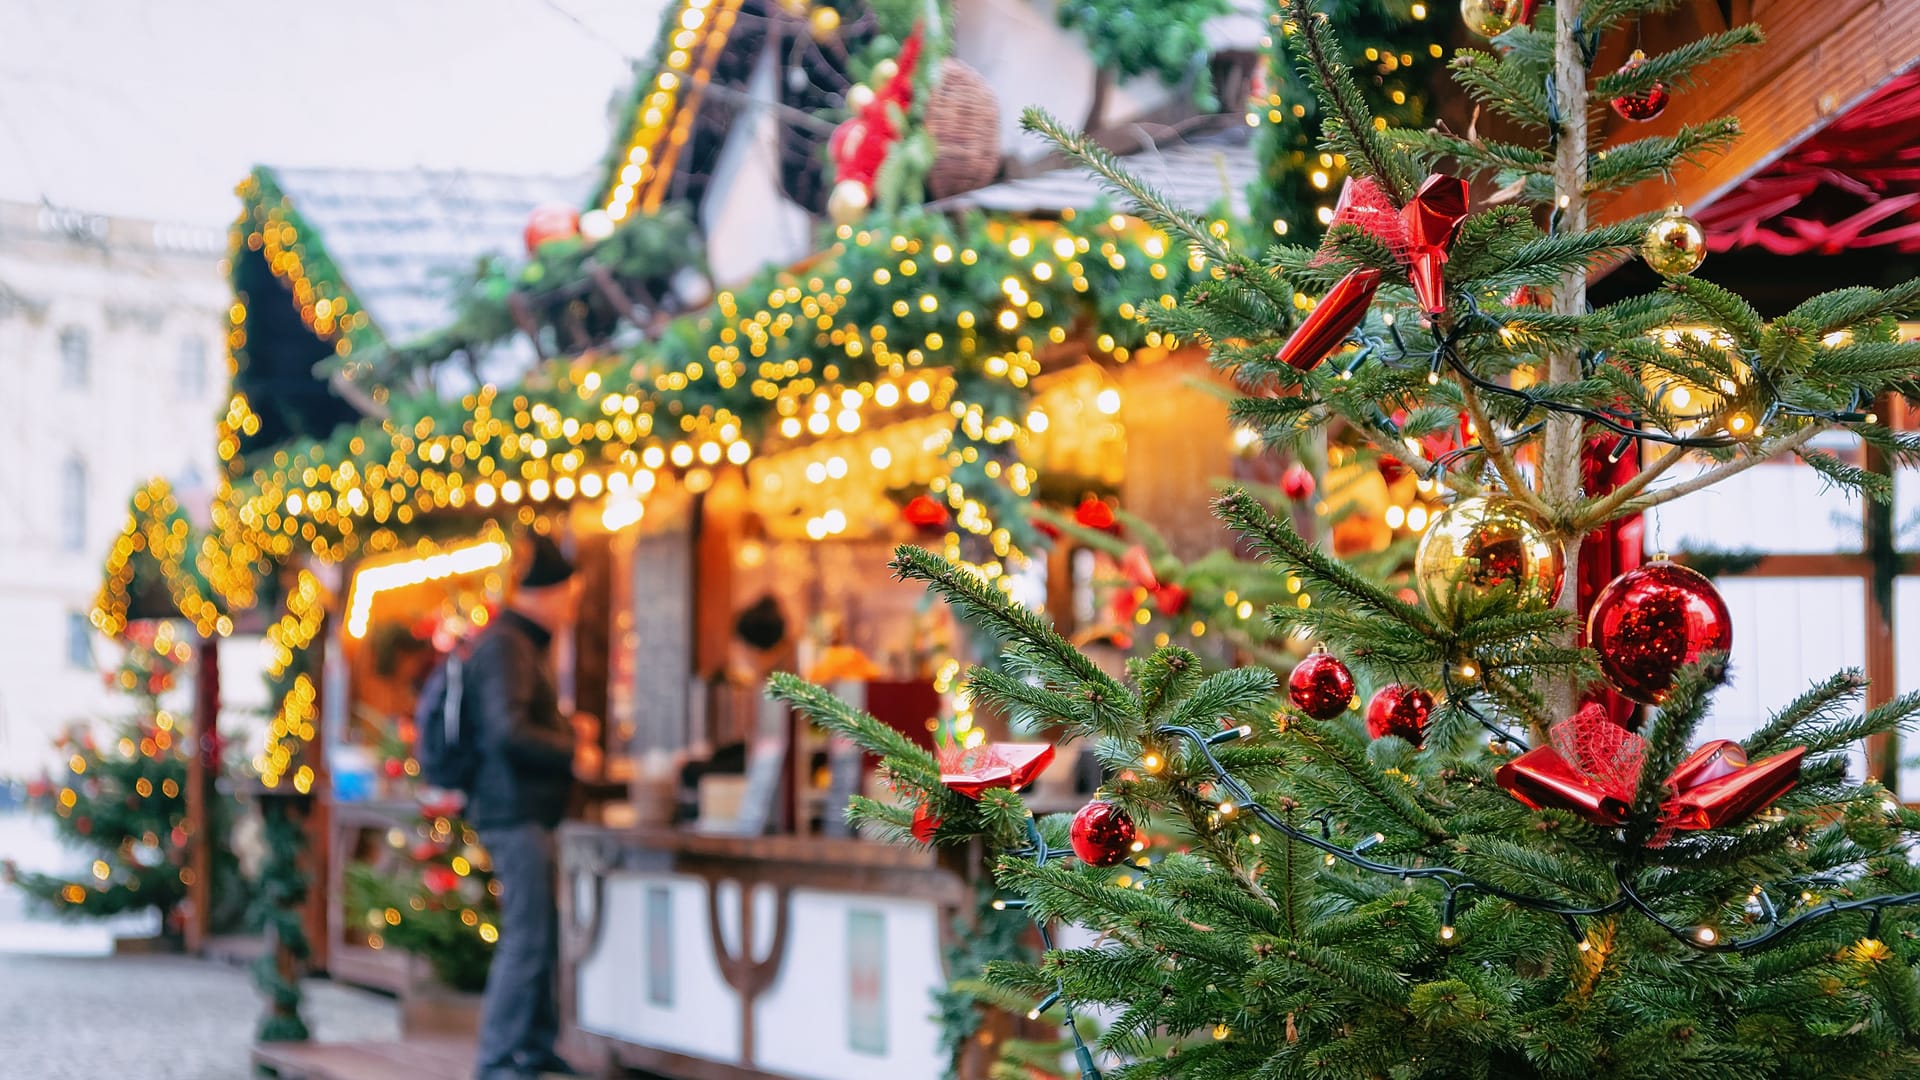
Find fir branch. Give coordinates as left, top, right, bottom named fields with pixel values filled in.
left=1618, top=426, right=1822, bottom=517
left=1588, top=119, right=1742, bottom=195
left=767, top=672, right=936, bottom=782
left=1784, top=279, right=1920, bottom=334
left=1797, top=447, right=1893, bottom=504
left=1664, top=276, right=1768, bottom=348
left=1450, top=49, right=1553, bottom=130
left=1387, top=129, right=1550, bottom=177
left=1284, top=0, right=1418, bottom=203
left=1593, top=26, right=1765, bottom=99
left=1216, top=488, right=1439, bottom=638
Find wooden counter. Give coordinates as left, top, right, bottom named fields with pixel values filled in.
left=558, top=825, right=972, bottom=1080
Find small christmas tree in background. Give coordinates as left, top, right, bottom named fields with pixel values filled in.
left=5, top=624, right=245, bottom=933
left=344, top=793, right=500, bottom=993
left=776, top=0, right=1920, bottom=1076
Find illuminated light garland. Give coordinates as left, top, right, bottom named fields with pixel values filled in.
left=92, top=478, right=233, bottom=639
left=255, top=569, right=326, bottom=790
left=345, top=538, right=511, bottom=640
left=594, top=0, right=745, bottom=220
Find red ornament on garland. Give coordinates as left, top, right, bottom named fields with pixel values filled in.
left=910, top=801, right=941, bottom=843
left=939, top=742, right=1055, bottom=800
left=1289, top=652, right=1356, bottom=720
left=1074, top=497, right=1118, bottom=532
left=422, top=866, right=460, bottom=896
left=1069, top=800, right=1138, bottom=867
left=523, top=204, right=581, bottom=254
left=1365, top=684, right=1433, bottom=746
left=1281, top=463, right=1316, bottom=501
left=1609, top=50, right=1670, bottom=122
left=1588, top=560, right=1731, bottom=704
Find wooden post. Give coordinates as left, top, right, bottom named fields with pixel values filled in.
left=184, top=633, right=221, bottom=953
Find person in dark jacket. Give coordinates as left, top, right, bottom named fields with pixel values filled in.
left=469, top=533, right=582, bottom=1080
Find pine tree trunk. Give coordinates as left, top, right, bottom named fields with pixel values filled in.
left=1542, top=0, right=1590, bottom=729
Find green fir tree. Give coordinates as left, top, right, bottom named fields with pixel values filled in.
left=775, top=1, right=1920, bottom=1076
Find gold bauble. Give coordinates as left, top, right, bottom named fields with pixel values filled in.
left=872, top=58, right=900, bottom=84
left=846, top=83, right=876, bottom=111
left=827, top=179, right=870, bottom=226
left=1460, top=0, right=1523, bottom=37
left=1414, top=495, right=1563, bottom=621
left=1643, top=205, right=1706, bottom=276
left=809, top=5, right=841, bottom=39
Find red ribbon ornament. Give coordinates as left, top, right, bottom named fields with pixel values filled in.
left=1274, top=267, right=1382, bottom=370
left=1402, top=174, right=1470, bottom=316
left=939, top=742, right=1055, bottom=800
left=1496, top=704, right=1803, bottom=841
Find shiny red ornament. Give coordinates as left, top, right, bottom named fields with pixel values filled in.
left=902, top=493, right=950, bottom=530
left=1588, top=560, right=1731, bottom=704
left=1402, top=174, right=1471, bottom=316
left=382, top=758, right=406, bottom=779
left=410, top=842, right=443, bottom=862
left=1281, top=463, right=1316, bottom=501
left=910, top=801, right=941, bottom=843
left=1275, top=268, right=1381, bottom=370
left=1152, top=584, right=1190, bottom=617
left=1074, top=498, right=1118, bottom=532
left=1609, top=50, right=1670, bottom=122
left=1288, top=652, right=1355, bottom=720
left=422, top=865, right=460, bottom=896
left=1365, top=684, right=1432, bottom=746
left=1069, top=800, right=1138, bottom=867
left=523, top=204, right=581, bottom=254
left=939, top=742, right=1055, bottom=800
left=1496, top=703, right=1802, bottom=840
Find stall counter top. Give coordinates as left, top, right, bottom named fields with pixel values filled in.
left=558, top=822, right=967, bottom=905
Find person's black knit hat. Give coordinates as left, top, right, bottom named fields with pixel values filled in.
left=520, top=533, right=576, bottom=588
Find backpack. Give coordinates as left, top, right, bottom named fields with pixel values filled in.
left=415, top=641, right=481, bottom=792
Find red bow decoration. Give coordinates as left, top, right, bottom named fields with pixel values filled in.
left=1319, top=176, right=1409, bottom=264
left=1274, top=268, right=1382, bottom=370
left=1403, top=174, right=1470, bottom=316
left=939, top=742, right=1055, bottom=800
left=830, top=26, right=924, bottom=193
left=1496, top=704, right=1804, bottom=842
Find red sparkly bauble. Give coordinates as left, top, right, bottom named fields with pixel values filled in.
left=1074, top=497, right=1118, bottom=532
left=1069, top=800, right=1137, bottom=867
left=1588, top=560, right=1731, bottom=704
left=910, top=801, right=941, bottom=843
left=1288, top=652, right=1355, bottom=720
left=1609, top=50, right=1670, bottom=121
left=1281, top=463, right=1316, bottom=501
left=1366, top=684, right=1433, bottom=746
left=523, top=204, right=581, bottom=254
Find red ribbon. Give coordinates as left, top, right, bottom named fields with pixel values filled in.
left=939, top=742, right=1055, bottom=800
left=1273, top=268, right=1381, bottom=370
left=1495, top=704, right=1803, bottom=841
left=1402, top=174, right=1470, bottom=316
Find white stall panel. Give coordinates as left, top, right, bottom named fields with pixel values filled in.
left=1705, top=577, right=1868, bottom=781
left=575, top=873, right=738, bottom=1061
left=1647, top=456, right=1863, bottom=555
left=754, top=889, right=948, bottom=1080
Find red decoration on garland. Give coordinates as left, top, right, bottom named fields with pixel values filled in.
left=1588, top=560, right=1731, bottom=704
left=1609, top=50, right=1670, bottom=122
left=1069, top=800, right=1138, bottom=867
left=422, top=865, right=460, bottom=895
left=523, top=204, right=581, bottom=255
left=827, top=25, right=925, bottom=218
left=939, top=742, right=1055, bottom=800
left=1365, top=684, right=1432, bottom=746
left=1074, top=497, right=1118, bottom=532
left=1402, top=174, right=1471, bottom=316
left=1496, top=703, right=1802, bottom=839
left=1274, top=268, right=1382, bottom=370
left=910, top=801, right=941, bottom=843
left=902, top=493, right=950, bottom=530
left=1288, top=652, right=1355, bottom=720
left=1281, top=463, right=1316, bottom=501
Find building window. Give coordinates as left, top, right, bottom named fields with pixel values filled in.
left=178, top=336, right=208, bottom=397
left=59, top=326, right=89, bottom=388
left=61, top=456, right=87, bottom=552
left=66, top=613, right=92, bottom=670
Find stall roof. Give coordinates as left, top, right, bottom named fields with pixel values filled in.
left=265, top=166, right=586, bottom=345
left=937, top=134, right=1257, bottom=220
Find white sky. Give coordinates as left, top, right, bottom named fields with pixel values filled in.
left=0, top=0, right=673, bottom=228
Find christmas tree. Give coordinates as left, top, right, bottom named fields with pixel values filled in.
left=343, top=794, right=500, bottom=994
left=774, top=1, right=1920, bottom=1076
left=5, top=625, right=243, bottom=931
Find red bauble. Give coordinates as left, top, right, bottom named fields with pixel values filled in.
left=1288, top=652, right=1356, bottom=720
left=1588, top=560, right=1731, bottom=704
left=411, top=842, right=442, bottom=861
left=1365, top=684, right=1433, bottom=746
left=902, top=493, right=950, bottom=530
left=910, top=801, right=941, bottom=843
left=1153, top=584, right=1190, bottom=617
left=523, top=204, right=581, bottom=254
left=1069, top=800, right=1138, bottom=867
left=382, top=758, right=406, bottom=779
left=1609, top=50, right=1670, bottom=122
left=1074, top=498, right=1117, bottom=532
left=1281, top=463, right=1316, bottom=501
left=422, top=866, right=460, bottom=896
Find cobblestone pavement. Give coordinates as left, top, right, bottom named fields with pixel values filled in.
left=0, top=953, right=400, bottom=1080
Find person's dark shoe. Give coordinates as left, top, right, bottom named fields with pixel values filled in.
left=526, top=1057, right=583, bottom=1077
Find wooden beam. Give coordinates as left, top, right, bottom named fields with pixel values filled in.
left=1602, top=0, right=1920, bottom=222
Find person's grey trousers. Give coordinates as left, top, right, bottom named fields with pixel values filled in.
left=474, top=823, right=561, bottom=1080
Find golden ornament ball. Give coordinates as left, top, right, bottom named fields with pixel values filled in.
left=1460, top=0, right=1523, bottom=37
left=827, top=179, right=870, bottom=226
left=846, top=83, right=876, bottom=110
left=809, top=5, right=841, bottom=39
left=1643, top=206, right=1706, bottom=276
left=1414, top=495, right=1564, bottom=621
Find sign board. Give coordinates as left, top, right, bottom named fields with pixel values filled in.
left=629, top=528, right=694, bottom=757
